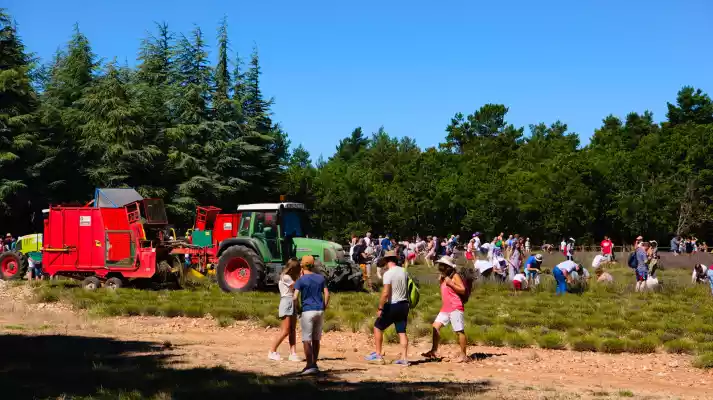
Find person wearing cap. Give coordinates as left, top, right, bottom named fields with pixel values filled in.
left=422, top=256, right=468, bottom=363
left=366, top=250, right=410, bottom=366
left=524, top=253, right=543, bottom=286
left=3, top=233, right=14, bottom=251
left=553, top=259, right=583, bottom=295
left=293, top=255, right=329, bottom=375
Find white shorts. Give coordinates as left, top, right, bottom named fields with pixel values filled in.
left=300, top=310, right=324, bottom=342
left=434, top=310, right=465, bottom=332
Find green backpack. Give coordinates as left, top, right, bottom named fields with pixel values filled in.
left=407, top=274, right=420, bottom=308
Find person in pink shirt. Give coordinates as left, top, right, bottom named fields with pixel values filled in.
left=422, top=257, right=468, bottom=363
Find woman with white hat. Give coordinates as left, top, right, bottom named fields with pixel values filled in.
left=422, top=256, right=468, bottom=363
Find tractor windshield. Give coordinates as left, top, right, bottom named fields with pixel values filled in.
left=281, top=210, right=311, bottom=238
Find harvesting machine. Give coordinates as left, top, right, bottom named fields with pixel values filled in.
left=41, top=188, right=183, bottom=289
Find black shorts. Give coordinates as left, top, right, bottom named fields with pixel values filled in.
left=374, top=301, right=409, bottom=333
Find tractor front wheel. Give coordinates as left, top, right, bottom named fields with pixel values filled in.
left=217, top=246, right=263, bottom=292
left=0, top=251, right=28, bottom=281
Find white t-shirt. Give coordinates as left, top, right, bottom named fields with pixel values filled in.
left=560, top=241, right=566, bottom=251
left=382, top=266, right=408, bottom=304
left=592, top=254, right=606, bottom=269
left=474, top=237, right=481, bottom=248
left=278, top=274, right=294, bottom=298
left=364, top=236, right=372, bottom=247
left=512, top=273, right=527, bottom=282
left=557, top=260, right=577, bottom=273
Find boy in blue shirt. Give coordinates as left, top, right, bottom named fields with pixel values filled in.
left=294, top=255, right=329, bottom=375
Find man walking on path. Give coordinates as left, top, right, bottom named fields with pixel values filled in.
left=293, top=255, right=329, bottom=375
left=366, top=250, right=410, bottom=366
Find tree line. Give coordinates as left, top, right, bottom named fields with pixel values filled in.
left=2, top=9, right=712, bottom=245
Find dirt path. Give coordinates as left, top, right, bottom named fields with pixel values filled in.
left=1, top=283, right=712, bottom=399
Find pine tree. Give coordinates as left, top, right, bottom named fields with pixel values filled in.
left=213, top=16, right=233, bottom=122
left=39, top=24, right=97, bottom=204
left=75, top=61, right=160, bottom=189
left=0, top=10, right=43, bottom=232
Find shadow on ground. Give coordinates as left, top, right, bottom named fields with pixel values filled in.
left=0, top=334, right=492, bottom=399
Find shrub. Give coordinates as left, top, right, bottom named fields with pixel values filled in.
left=600, top=338, right=627, bottom=354
left=626, top=337, right=658, bottom=354
left=664, top=339, right=695, bottom=354
left=505, top=332, right=532, bottom=348
left=571, top=336, right=599, bottom=352
left=537, top=333, right=565, bottom=350
left=159, top=304, right=183, bottom=318
left=484, top=326, right=506, bottom=347
left=627, top=330, right=645, bottom=340
left=464, top=325, right=484, bottom=345
left=658, top=331, right=678, bottom=343
left=606, top=319, right=628, bottom=333
left=259, top=315, right=281, bottom=328
left=216, top=316, right=235, bottom=327
left=693, top=352, right=713, bottom=369
left=546, top=316, right=572, bottom=330
left=618, top=390, right=634, bottom=397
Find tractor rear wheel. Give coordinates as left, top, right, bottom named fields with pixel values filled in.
left=217, top=245, right=263, bottom=292
left=0, top=251, right=28, bottom=280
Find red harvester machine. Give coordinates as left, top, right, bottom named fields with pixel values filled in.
left=42, top=189, right=184, bottom=289
left=171, top=205, right=239, bottom=279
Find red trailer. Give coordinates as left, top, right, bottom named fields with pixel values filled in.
left=42, top=205, right=178, bottom=289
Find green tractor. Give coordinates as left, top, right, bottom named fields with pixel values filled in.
left=0, top=233, right=42, bottom=280
left=214, top=202, right=362, bottom=292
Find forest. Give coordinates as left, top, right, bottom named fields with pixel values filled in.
left=2, top=9, right=713, bottom=244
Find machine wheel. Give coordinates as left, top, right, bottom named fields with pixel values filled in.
left=82, top=276, right=101, bottom=290
left=105, top=277, right=123, bottom=290
left=216, top=245, right=263, bottom=292
left=0, top=251, right=28, bottom=281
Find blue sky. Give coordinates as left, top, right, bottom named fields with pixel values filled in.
left=6, top=0, right=713, bottom=159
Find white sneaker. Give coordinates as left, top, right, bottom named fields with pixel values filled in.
left=288, top=353, right=302, bottom=362
left=268, top=351, right=281, bottom=361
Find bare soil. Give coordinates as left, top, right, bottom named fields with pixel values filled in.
left=1, top=282, right=712, bottom=399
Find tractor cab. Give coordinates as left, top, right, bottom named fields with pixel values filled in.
left=236, top=202, right=310, bottom=262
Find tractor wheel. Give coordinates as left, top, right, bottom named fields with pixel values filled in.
left=105, top=277, right=123, bottom=290
left=0, top=251, right=28, bottom=281
left=82, top=276, right=101, bottom=291
left=217, top=245, right=263, bottom=292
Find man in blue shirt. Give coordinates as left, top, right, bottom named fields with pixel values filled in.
left=524, top=253, right=543, bottom=286
left=381, top=235, right=392, bottom=252
left=294, top=255, right=329, bottom=375
left=635, top=242, right=650, bottom=292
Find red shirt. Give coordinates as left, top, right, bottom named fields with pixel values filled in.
left=601, top=239, right=613, bottom=255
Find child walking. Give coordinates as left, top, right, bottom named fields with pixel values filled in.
left=422, top=257, right=469, bottom=363
left=293, top=255, right=329, bottom=375
left=268, top=259, right=301, bottom=362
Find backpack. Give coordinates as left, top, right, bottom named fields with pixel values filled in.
left=455, top=265, right=476, bottom=304
left=407, top=274, right=420, bottom=308
left=627, top=251, right=638, bottom=269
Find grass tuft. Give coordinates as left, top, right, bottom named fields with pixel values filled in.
left=536, top=333, right=565, bottom=350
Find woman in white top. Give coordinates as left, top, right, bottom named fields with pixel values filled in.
left=268, top=259, right=302, bottom=362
